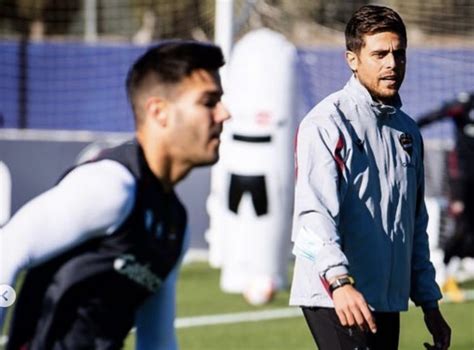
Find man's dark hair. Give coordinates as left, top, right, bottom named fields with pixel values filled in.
left=126, top=40, right=225, bottom=123
left=345, top=5, right=407, bottom=54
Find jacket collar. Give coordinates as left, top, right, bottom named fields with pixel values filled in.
left=345, top=75, right=402, bottom=119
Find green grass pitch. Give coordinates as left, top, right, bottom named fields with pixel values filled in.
left=122, top=262, right=474, bottom=350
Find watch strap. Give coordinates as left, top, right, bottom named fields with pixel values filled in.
left=329, top=276, right=355, bottom=293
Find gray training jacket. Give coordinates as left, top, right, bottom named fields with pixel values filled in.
left=289, top=75, right=442, bottom=312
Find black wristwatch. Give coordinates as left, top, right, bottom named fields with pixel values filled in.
left=329, top=276, right=355, bottom=293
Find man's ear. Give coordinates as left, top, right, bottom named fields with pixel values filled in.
left=145, top=97, right=168, bottom=127
left=346, top=51, right=358, bottom=72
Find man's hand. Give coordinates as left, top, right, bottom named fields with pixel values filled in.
left=332, top=284, right=377, bottom=333
left=423, top=308, right=451, bottom=350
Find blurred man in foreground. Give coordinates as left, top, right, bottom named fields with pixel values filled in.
left=0, top=40, right=230, bottom=349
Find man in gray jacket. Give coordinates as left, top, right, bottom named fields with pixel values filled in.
left=290, top=5, right=451, bottom=350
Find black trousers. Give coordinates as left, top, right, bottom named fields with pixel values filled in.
left=302, top=307, right=400, bottom=350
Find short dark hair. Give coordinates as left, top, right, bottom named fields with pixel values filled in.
left=126, top=40, right=225, bottom=123
left=345, top=5, right=407, bottom=54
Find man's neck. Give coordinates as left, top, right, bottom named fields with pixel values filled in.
left=136, top=135, right=191, bottom=192
left=373, top=96, right=397, bottom=106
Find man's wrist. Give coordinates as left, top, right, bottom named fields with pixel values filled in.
left=329, top=275, right=355, bottom=293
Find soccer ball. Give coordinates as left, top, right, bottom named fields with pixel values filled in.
left=243, top=277, right=275, bottom=306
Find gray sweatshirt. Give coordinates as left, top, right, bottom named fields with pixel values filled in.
left=289, top=75, right=442, bottom=312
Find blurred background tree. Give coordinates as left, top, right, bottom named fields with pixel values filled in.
left=0, top=0, right=472, bottom=45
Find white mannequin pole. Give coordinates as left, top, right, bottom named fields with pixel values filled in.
left=84, top=0, right=98, bottom=43
left=216, top=29, right=296, bottom=298
left=207, top=0, right=234, bottom=267
left=214, top=0, right=234, bottom=73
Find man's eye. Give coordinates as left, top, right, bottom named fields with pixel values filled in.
left=203, top=100, right=218, bottom=108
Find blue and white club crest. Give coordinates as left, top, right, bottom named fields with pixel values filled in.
left=399, top=133, right=413, bottom=155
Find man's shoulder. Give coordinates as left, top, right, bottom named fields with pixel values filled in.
left=396, top=110, right=423, bottom=139
left=98, top=139, right=137, bottom=161
left=96, top=140, right=141, bottom=179
left=300, top=89, right=351, bottom=133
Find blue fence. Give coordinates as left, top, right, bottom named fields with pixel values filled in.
left=1, top=41, right=473, bottom=139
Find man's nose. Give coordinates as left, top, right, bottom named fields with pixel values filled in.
left=385, top=52, right=396, bottom=69
left=215, top=102, right=231, bottom=122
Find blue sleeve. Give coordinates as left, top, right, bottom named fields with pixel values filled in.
left=135, top=225, right=189, bottom=350
left=410, top=136, right=442, bottom=307
left=135, top=265, right=179, bottom=350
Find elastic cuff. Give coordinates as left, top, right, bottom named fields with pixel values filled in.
left=324, top=265, right=349, bottom=281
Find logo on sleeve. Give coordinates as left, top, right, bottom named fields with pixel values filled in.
left=113, top=254, right=162, bottom=292
left=399, top=133, right=413, bottom=155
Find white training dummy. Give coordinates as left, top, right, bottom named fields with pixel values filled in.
left=207, top=28, right=297, bottom=304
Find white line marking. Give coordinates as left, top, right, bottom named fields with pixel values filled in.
left=0, top=128, right=132, bottom=142
left=0, top=129, right=454, bottom=151
left=171, top=289, right=474, bottom=329
left=175, top=307, right=302, bottom=328
left=2, top=290, right=474, bottom=345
